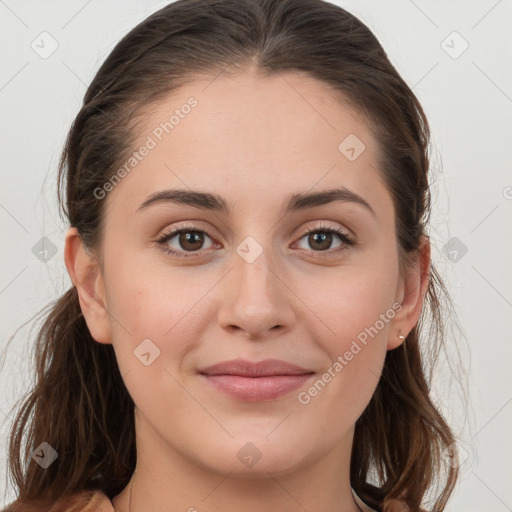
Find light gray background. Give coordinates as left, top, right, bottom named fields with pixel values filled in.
left=1, top=1, right=511, bottom=510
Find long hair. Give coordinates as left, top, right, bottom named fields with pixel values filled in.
left=2, top=1, right=464, bottom=510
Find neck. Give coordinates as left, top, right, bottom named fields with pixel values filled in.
left=112, top=412, right=362, bottom=512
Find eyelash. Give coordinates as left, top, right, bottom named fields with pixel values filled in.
left=154, top=222, right=355, bottom=259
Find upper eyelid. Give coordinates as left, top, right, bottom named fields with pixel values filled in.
left=157, top=222, right=217, bottom=240
left=298, top=222, right=350, bottom=236
left=158, top=221, right=350, bottom=239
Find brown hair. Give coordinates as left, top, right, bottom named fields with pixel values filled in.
left=2, top=0, right=464, bottom=510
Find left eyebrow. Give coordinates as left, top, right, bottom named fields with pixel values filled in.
left=136, top=186, right=376, bottom=218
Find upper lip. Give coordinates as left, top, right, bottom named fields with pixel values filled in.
left=198, top=358, right=314, bottom=377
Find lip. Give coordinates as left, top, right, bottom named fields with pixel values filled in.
left=198, top=358, right=315, bottom=402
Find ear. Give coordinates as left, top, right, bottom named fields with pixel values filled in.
left=64, top=227, right=113, bottom=345
left=388, top=235, right=431, bottom=350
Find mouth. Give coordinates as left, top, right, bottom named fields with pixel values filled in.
left=198, top=358, right=315, bottom=402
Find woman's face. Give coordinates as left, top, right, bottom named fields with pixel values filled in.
left=67, top=67, right=426, bottom=478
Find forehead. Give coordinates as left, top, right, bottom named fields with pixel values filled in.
left=103, top=68, right=391, bottom=223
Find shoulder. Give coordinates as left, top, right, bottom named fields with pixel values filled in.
left=2, top=490, right=114, bottom=512
left=381, top=498, right=429, bottom=511
left=54, top=490, right=114, bottom=512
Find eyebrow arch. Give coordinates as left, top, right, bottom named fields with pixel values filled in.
left=136, top=187, right=376, bottom=218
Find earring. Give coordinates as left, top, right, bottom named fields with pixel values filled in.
left=398, top=333, right=405, bottom=341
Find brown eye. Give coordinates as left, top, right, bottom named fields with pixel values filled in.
left=306, top=231, right=335, bottom=251
left=295, top=226, right=353, bottom=253
left=156, top=225, right=216, bottom=258
left=176, top=231, right=206, bottom=251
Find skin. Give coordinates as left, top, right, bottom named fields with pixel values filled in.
left=64, top=65, right=430, bottom=512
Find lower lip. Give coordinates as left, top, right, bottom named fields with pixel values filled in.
left=201, top=373, right=314, bottom=401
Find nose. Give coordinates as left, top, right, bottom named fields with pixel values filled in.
left=216, top=241, right=296, bottom=341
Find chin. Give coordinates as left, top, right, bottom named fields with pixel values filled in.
left=192, top=434, right=312, bottom=478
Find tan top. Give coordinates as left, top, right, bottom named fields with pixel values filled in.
left=64, top=490, right=113, bottom=512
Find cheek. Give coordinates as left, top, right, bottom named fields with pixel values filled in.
left=105, top=266, right=207, bottom=421
left=293, top=261, right=398, bottom=417
left=105, top=255, right=220, bottom=380
left=295, top=259, right=399, bottom=350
